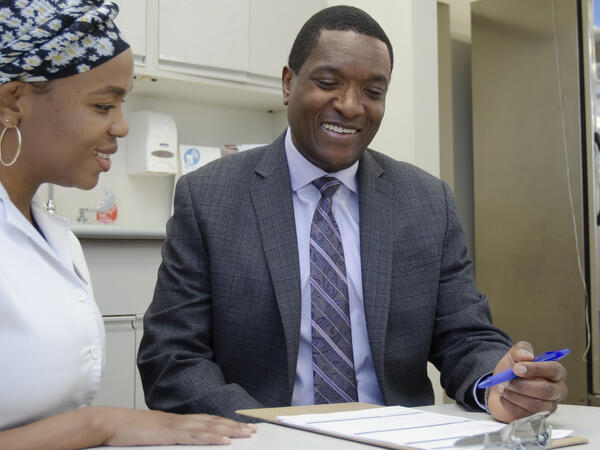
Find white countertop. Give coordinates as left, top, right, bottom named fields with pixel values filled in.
left=92, top=403, right=598, bottom=449
left=70, top=224, right=166, bottom=239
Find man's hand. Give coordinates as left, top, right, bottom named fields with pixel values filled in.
left=487, top=341, right=568, bottom=423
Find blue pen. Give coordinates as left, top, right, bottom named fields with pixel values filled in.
left=477, top=348, right=570, bottom=389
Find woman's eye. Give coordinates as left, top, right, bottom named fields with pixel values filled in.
left=95, top=104, right=114, bottom=111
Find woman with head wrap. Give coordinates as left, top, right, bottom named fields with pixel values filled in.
left=0, top=1, right=256, bottom=447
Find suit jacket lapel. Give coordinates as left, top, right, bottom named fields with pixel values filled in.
left=358, top=150, right=394, bottom=389
left=249, top=134, right=302, bottom=399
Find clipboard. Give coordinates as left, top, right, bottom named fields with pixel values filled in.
left=238, top=401, right=382, bottom=423
left=238, top=402, right=417, bottom=449
left=236, top=403, right=589, bottom=449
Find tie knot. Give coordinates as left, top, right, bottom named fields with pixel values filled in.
left=313, top=176, right=341, bottom=199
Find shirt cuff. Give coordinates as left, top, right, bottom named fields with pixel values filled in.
left=472, top=372, right=493, bottom=412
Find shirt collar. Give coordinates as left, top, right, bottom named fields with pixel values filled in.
left=0, top=180, right=18, bottom=225
left=0, top=180, right=72, bottom=269
left=284, top=127, right=359, bottom=194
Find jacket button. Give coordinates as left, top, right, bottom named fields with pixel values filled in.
left=76, top=289, right=87, bottom=302
left=90, top=346, right=101, bottom=360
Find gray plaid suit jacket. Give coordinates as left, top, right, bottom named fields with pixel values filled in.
left=137, top=132, right=512, bottom=420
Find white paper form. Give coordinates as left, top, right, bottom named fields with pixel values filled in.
left=277, top=406, right=572, bottom=450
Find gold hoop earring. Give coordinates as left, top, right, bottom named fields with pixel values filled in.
left=0, top=125, right=22, bottom=167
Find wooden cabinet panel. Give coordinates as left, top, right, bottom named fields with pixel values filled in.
left=158, top=0, right=249, bottom=72
left=114, top=0, right=147, bottom=63
left=248, top=0, right=324, bottom=79
left=134, top=317, right=148, bottom=410
left=93, top=318, right=136, bottom=408
left=80, top=238, right=163, bottom=316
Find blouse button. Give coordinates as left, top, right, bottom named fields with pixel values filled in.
left=90, top=346, right=101, bottom=360
left=76, top=289, right=87, bottom=302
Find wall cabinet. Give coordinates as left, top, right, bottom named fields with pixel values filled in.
left=113, top=0, right=146, bottom=65
left=249, top=0, right=324, bottom=79
left=93, top=317, right=137, bottom=408
left=112, top=0, right=324, bottom=110
left=93, top=316, right=148, bottom=409
left=134, top=317, right=147, bottom=410
left=78, top=237, right=163, bottom=316
left=158, top=0, right=249, bottom=73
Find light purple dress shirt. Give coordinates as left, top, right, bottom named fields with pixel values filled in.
left=285, top=128, right=385, bottom=406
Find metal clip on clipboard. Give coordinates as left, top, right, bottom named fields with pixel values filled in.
left=454, top=411, right=552, bottom=449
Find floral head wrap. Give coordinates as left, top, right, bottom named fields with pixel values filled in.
left=0, top=0, right=130, bottom=84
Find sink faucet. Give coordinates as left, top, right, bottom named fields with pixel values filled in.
left=77, top=190, right=115, bottom=223
left=45, top=184, right=56, bottom=214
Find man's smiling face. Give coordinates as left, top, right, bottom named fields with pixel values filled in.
left=282, top=29, right=391, bottom=172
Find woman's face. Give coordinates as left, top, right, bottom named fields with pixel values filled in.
left=17, top=48, right=134, bottom=190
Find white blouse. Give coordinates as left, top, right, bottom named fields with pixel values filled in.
left=0, top=182, right=105, bottom=430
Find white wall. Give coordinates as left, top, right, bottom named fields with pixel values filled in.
left=438, top=0, right=475, bottom=260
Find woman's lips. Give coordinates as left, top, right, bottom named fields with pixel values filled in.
left=94, top=150, right=112, bottom=171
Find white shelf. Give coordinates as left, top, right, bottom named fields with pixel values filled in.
left=131, top=71, right=284, bottom=112
left=71, top=224, right=166, bottom=240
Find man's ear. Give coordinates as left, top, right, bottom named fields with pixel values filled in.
left=0, top=82, right=25, bottom=126
left=282, top=66, right=294, bottom=106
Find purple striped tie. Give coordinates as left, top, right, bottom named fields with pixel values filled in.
left=310, top=176, right=358, bottom=403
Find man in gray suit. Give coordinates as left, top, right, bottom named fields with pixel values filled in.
left=138, top=5, right=567, bottom=424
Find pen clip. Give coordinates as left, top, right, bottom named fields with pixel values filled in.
left=533, top=349, right=570, bottom=362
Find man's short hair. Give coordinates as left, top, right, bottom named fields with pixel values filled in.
left=288, top=5, right=394, bottom=74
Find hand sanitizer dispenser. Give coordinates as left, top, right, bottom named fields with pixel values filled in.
left=126, top=110, right=178, bottom=175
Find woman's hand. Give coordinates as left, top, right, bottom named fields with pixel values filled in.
left=97, top=407, right=257, bottom=446
left=0, top=406, right=256, bottom=449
